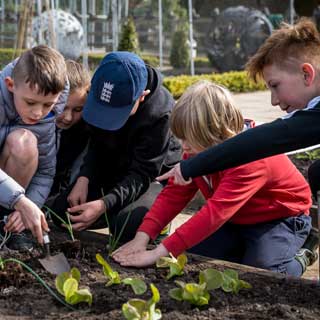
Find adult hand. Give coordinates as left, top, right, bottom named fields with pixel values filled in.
left=67, top=199, right=106, bottom=231
left=114, top=243, right=169, bottom=267
left=4, top=210, right=26, bottom=233
left=112, top=231, right=150, bottom=261
left=67, top=176, right=89, bottom=207
left=156, top=163, right=192, bottom=185
left=13, top=196, right=49, bottom=244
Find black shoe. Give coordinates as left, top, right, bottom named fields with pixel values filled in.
left=295, top=227, right=319, bottom=273
left=6, top=232, right=35, bottom=251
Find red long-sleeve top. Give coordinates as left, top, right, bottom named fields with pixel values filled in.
left=138, top=154, right=311, bottom=257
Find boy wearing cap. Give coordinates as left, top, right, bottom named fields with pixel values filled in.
left=50, top=51, right=181, bottom=243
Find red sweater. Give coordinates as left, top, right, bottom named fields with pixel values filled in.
left=138, top=154, right=311, bottom=257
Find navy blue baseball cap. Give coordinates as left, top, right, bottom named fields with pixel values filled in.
left=83, top=51, right=148, bottom=130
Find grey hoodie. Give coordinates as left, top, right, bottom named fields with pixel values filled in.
left=0, top=59, right=69, bottom=209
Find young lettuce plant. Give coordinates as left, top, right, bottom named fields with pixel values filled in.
left=156, top=253, right=187, bottom=280
left=169, top=280, right=210, bottom=307
left=44, top=205, right=75, bottom=241
left=96, top=253, right=147, bottom=294
left=55, top=267, right=92, bottom=306
left=199, top=268, right=251, bottom=294
left=122, top=283, right=162, bottom=320
left=0, top=257, right=75, bottom=310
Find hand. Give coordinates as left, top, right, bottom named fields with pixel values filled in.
left=114, top=243, right=169, bottom=267
left=67, top=176, right=89, bottom=207
left=156, top=163, right=191, bottom=185
left=13, top=196, right=49, bottom=244
left=4, top=210, right=26, bottom=233
left=67, top=199, right=106, bottom=231
left=112, top=232, right=150, bottom=261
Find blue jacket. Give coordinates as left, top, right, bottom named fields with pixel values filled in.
left=0, top=59, right=69, bottom=209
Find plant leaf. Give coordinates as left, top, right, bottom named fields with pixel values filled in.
left=122, top=278, right=147, bottom=295
left=69, top=288, right=93, bottom=306
left=122, top=301, right=142, bottom=320
left=55, top=271, right=71, bottom=296
left=96, top=253, right=121, bottom=286
left=169, top=288, right=183, bottom=301
left=224, top=269, right=239, bottom=280
left=63, top=278, right=78, bottom=302
left=199, top=268, right=223, bottom=290
left=156, top=256, right=174, bottom=268
left=177, top=254, right=187, bottom=269
left=70, top=267, right=81, bottom=283
left=150, top=283, right=160, bottom=303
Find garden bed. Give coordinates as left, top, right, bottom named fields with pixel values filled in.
left=1, top=227, right=320, bottom=320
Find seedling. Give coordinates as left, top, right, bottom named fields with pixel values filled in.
left=0, top=257, right=75, bottom=310
left=199, top=268, right=251, bottom=294
left=122, top=283, right=162, bottom=320
left=101, top=188, right=135, bottom=254
left=55, top=267, right=92, bottom=306
left=169, top=280, right=210, bottom=307
left=44, top=205, right=75, bottom=241
left=156, top=253, right=187, bottom=280
left=96, top=253, right=147, bottom=294
left=0, top=216, right=11, bottom=249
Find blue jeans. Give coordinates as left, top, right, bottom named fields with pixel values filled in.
left=188, top=215, right=311, bottom=277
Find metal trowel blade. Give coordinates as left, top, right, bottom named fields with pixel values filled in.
left=39, top=252, right=70, bottom=275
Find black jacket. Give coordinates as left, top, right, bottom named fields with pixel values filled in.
left=181, top=102, right=320, bottom=179
left=80, top=66, right=181, bottom=212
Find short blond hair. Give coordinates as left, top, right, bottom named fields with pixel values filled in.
left=66, top=60, right=91, bottom=93
left=12, top=45, right=67, bottom=95
left=246, top=18, right=320, bottom=82
left=171, top=80, right=244, bottom=151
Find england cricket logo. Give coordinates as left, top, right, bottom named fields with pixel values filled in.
left=100, top=81, right=114, bottom=103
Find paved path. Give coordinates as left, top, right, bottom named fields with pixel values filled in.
left=233, top=90, right=283, bottom=123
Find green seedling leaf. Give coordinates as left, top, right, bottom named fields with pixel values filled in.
left=64, top=278, right=78, bottom=302
left=96, top=253, right=121, bottom=286
left=199, top=268, right=224, bottom=290
left=170, top=280, right=210, bottom=306
left=55, top=267, right=92, bottom=306
left=156, top=253, right=187, bottom=280
left=68, top=288, right=93, bottom=306
left=122, top=277, right=147, bottom=295
left=122, top=284, right=162, bottom=320
left=221, top=269, right=251, bottom=294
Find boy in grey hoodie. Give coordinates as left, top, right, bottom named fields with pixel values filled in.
left=0, top=45, right=69, bottom=249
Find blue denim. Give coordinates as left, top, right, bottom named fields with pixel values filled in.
left=188, top=214, right=311, bottom=277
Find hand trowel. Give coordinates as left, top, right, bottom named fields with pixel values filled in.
left=39, top=232, right=70, bottom=275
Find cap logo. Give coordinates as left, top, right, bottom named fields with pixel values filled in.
left=100, top=81, right=114, bottom=103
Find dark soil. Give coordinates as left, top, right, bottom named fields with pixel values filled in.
left=1, top=227, right=320, bottom=320
left=0, top=155, right=318, bottom=320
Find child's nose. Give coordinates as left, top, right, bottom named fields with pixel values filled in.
left=271, top=92, right=279, bottom=106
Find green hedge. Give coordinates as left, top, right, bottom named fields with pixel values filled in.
left=163, top=71, right=266, bottom=99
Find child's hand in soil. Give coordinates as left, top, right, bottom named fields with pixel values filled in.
left=113, top=243, right=169, bottom=267
left=4, top=210, right=26, bottom=233
left=112, top=231, right=150, bottom=261
left=67, top=176, right=89, bottom=207
left=67, top=199, right=106, bottom=231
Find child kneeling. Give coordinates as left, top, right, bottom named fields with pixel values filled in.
left=112, top=81, right=313, bottom=277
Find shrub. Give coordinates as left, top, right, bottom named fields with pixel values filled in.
left=118, top=16, right=140, bottom=54
left=170, top=27, right=189, bottom=69
left=163, top=71, right=266, bottom=99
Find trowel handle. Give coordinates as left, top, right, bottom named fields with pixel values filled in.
left=43, top=232, right=50, bottom=245
left=43, top=232, right=51, bottom=256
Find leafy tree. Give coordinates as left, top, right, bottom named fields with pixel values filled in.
left=118, top=16, right=140, bottom=53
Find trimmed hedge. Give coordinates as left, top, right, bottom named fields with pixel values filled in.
left=163, top=71, right=266, bottom=99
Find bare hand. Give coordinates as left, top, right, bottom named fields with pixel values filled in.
left=13, top=196, right=49, bottom=244
left=114, top=243, right=169, bottom=267
left=67, top=199, right=106, bottom=231
left=112, top=232, right=150, bottom=261
left=156, top=163, right=191, bottom=185
left=4, top=210, right=26, bottom=233
left=67, top=176, right=89, bottom=207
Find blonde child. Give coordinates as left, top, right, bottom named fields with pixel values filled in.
left=113, top=80, right=312, bottom=277
left=50, top=60, right=91, bottom=195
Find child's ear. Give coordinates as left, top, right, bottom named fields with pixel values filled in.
left=4, top=77, right=14, bottom=92
left=139, top=89, right=151, bottom=103
left=301, top=63, right=315, bottom=86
